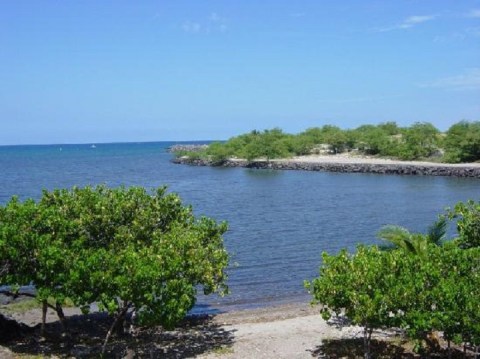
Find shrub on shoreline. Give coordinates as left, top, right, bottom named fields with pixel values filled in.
left=306, top=200, right=480, bottom=358
left=175, top=120, right=480, bottom=164
left=0, top=185, right=229, bottom=354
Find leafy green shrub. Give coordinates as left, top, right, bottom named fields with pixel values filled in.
left=352, top=125, right=391, bottom=155
left=0, top=186, right=229, bottom=353
left=306, top=202, right=480, bottom=357
left=443, top=121, right=480, bottom=163
left=395, top=122, right=441, bottom=160
left=448, top=200, right=480, bottom=248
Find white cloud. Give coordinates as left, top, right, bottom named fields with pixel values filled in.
left=209, top=12, right=228, bottom=32
left=219, top=24, right=228, bottom=33
left=400, top=15, right=437, bottom=28
left=466, top=9, right=480, bottom=18
left=376, top=14, right=437, bottom=32
left=419, top=68, right=480, bottom=91
left=181, top=12, right=228, bottom=34
left=210, top=12, right=221, bottom=22
left=182, top=21, right=201, bottom=34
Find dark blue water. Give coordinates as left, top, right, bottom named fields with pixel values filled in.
left=1, top=142, right=479, bottom=312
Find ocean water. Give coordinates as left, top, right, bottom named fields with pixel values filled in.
left=1, top=142, right=479, bottom=312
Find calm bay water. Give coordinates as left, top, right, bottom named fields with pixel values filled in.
left=0, top=142, right=479, bottom=312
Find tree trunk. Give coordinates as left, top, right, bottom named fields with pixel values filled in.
left=41, top=299, right=48, bottom=336
left=101, top=303, right=130, bottom=355
left=55, top=302, right=68, bottom=333
left=363, top=325, right=371, bottom=359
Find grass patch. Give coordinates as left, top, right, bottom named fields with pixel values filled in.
left=0, top=298, right=39, bottom=314
left=211, top=346, right=234, bottom=355
left=0, top=297, right=75, bottom=314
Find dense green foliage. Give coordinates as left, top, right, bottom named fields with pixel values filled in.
left=449, top=200, right=480, bottom=249
left=0, top=186, right=229, bottom=351
left=176, top=120, right=480, bottom=163
left=443, top=121, right=480, bottom=163
left=306, top=200, right=480, bottom=357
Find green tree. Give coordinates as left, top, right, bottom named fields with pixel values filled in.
left=0, top=196, right=73, bottom=333
left=448, top=200, right=480, bottom=249
left=307, top=202, right=480, bottom=357
left=206, top=141, right=232, bottom=163
left=377, top=121, right=400, bottom=136
left=320, top=125, right=349, bottom=154
left=0, top=186, right=229, bottom=354
left=397, top=122, right=440, bottom=160
left=241, top=128, right=291, bottom=160
left=353, top=125, right=391, bottom=155
left=299, top=127, right=324, bottom=144
left=376, top=216, right=447, bottom=255
left=280, top=134, right=314, bottom=156
left=298, top=126, right=350, bottom=153
left=444, top=120, right=480, bottom=163
left=174, top=121, right=458, bottom=163
left=306, top=246, right=401, bottom=358
left=307, top=242, right=480, bottom=357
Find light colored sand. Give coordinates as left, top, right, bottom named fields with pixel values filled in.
left=198, top=304, right=364, bottom=359
left=280, top=153, right=480, bottom=167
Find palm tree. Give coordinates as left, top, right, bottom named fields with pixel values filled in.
left=377, top=216, right=447, bottom=255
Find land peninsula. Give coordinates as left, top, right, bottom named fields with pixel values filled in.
left=171, top=121, right=480, bottom=178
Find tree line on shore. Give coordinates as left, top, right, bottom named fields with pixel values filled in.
left=175, top=120, right=480, bottom=164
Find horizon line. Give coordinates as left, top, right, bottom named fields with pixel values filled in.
left=0, top=139, right=218, bottom=148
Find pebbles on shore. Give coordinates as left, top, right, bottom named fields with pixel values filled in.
left=168, top=144, right=209, bottom=153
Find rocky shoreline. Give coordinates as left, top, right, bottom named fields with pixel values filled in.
left=168, top=144, right=209, bottom=153
left=172, top=157, right=480, bottom=178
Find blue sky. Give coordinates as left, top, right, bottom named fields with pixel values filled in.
left=1, top=1, right=479, bottom=145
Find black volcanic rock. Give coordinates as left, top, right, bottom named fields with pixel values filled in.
left=172, top=157, right=480, bottom=178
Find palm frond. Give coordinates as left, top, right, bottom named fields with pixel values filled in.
left=427, top=216, right=447, bottom=245
left=376, top=225, right=413, bottom=252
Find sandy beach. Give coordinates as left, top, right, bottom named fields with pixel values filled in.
left=1, top=302, right=407, bottom=358
left=197, top=303, right=367, bottom=359
left=285, top=153, right=480, bottom=168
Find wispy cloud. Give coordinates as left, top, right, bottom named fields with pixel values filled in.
left=434, top=26, right=480, bottom=43
left=400, top=15, right=437, bottom=28
left=317, top=94, right=406, bottom=104
left=182, top=12, right=228, bottom=34
left=182, top=21, right=202, bottom=34
left=466, top=27, right=480, bottom=37
left=376, top=14, right=437, bottom=32
left=419, top=68, right=480, bottom=91
left=466, top=9, right=480, bottom=18
left=209, top=12, right=228, bottom=32
left=290, top=12, right=306, bottom=18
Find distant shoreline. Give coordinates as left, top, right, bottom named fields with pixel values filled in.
left=172, top=153, right=480, bottom=178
